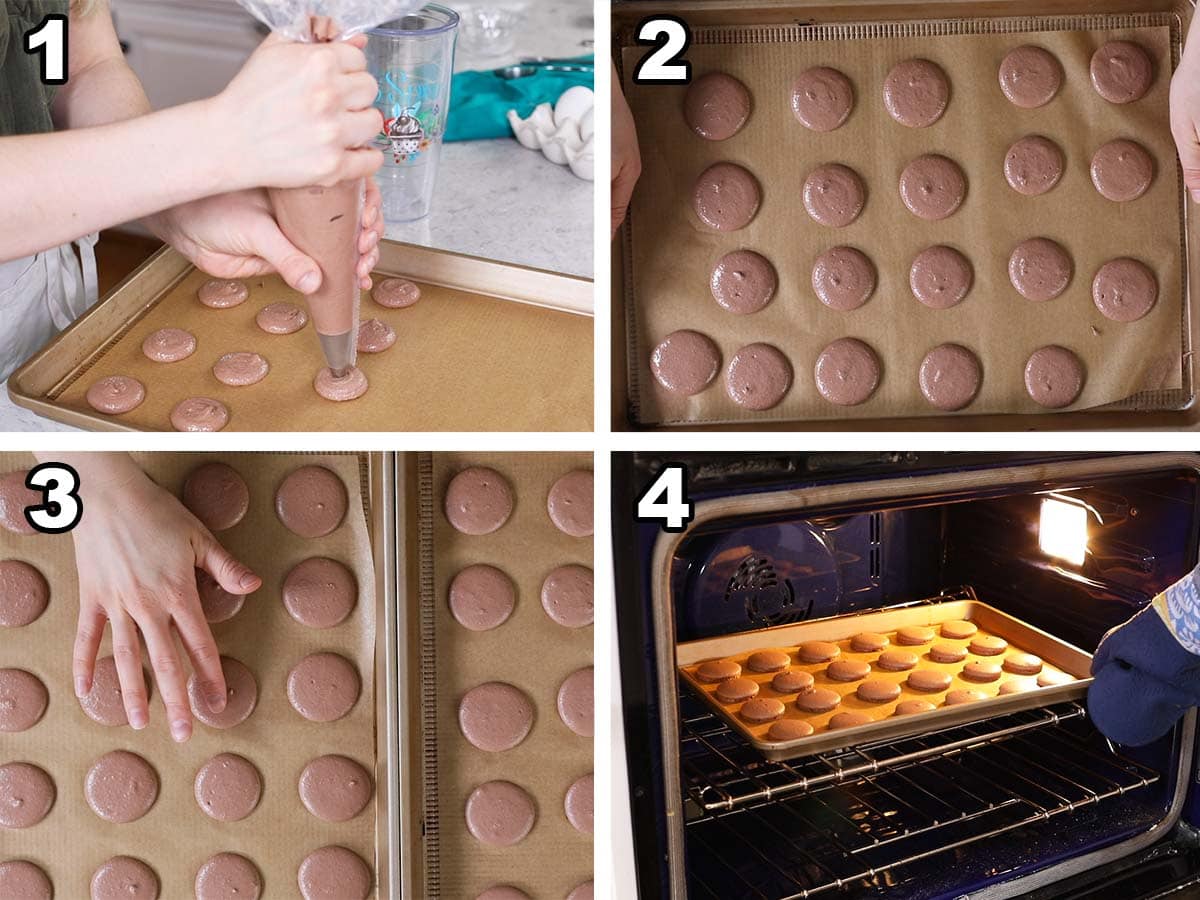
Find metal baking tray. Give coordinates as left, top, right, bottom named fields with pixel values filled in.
left=677, top=593, right=1093, bottom=760
left=8, top=241, right=593, bottom=432
left=611, top=0, right=1200, bottom=432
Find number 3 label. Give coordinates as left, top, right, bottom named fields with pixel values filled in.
left=633, top=16, right=691, bottom=84
left=24, top=14, right=69, bottom=86
left=636, top=464, right=694, bottom=532
left=25, top=463, right=83, bottom=534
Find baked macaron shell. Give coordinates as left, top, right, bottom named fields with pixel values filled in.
left=940, top=620, right=977, bottom=640
left=896, top=625, right=935, bottom=645
left=746, top=649, right=791, bottom=673
left=796, top=688, right=841, bottom=713
left=771, top=669, right=815, bottom=694
left=962, top=661, right=1003, bottom=683
left=876, top=649, right=919, bottom=671
left=715, top=677, right=759, bottom=703
left=1003, top=652, right=1044, bottom=675
left=929, top=643, right=968, bottom=664
left=828, top=711, right=872, bottom=730
left=696, top=660, right=741, bottom=683
left=768, top=719, right=814, bottom=740
left=797, top=640, right=840, bottom=663
left=826, top=659, right=871, bottom=682
left=856, top=679, right=901, bottom=703
left=740, top=697, right=786, bottom=723
left=969, top=635, right=1008, bottom=656
left=907, top=670, right=952, bottom=692
left=850, top=632, right=889, bottom=653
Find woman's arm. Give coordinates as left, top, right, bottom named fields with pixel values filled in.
left=0, top=25, right=381, bottom=263
left=35, top=451, right=261, bottom=742
left=1171, top=10, right=1200, bottom=202
left=51, top=1, right=150, bottom=129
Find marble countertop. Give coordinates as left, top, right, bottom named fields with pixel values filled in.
left=389, top=0, right=594, bottom=278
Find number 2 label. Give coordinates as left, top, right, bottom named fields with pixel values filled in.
left=24, top=463, right=83, bottom=534
left=635, top=464, right=694, bottom=532
left=633, top=16, right=691, bottom=84
left=24, top=14, right=69, bottom=86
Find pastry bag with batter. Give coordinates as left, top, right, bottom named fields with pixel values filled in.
left=236, top=2, right=422, bottom=375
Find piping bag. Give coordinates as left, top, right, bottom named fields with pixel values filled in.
left=234, top=3, right=422, bottom=377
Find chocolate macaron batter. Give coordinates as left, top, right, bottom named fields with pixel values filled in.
left=0, top=453, right=379, bottom=897
left=620, top=12, right=1185, bottom=426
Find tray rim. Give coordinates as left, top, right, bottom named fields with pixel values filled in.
left=646, top=451, right=1200, bottom=896
left=7, top=240, right=593, bottom=433
left=610, top=0, right=1200, bottom=432
left=678, top=594, right=1092, bottom=761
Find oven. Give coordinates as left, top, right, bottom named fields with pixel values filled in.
left=613, top=452, right=1200, bottom=899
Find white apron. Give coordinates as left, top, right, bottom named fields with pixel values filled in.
left=0, top=232, right=99, bottom=381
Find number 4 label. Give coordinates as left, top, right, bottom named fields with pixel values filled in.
left=633, top=16, right=691, bottom=85
left=24, top=14, right=69, bottom=86
left=636, top=464, right=694, bottom=532
left=25, top=463, right=83, bottom=534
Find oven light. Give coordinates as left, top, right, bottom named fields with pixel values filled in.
left=1039, top=498, right=1088, bottom=566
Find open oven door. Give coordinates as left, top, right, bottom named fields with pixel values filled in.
left=615, top=452, right=1200, bottom=900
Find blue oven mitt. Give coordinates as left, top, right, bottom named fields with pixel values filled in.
left=1088, top=567, right=1200, bottom=746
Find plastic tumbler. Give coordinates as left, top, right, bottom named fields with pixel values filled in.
left=367, top=5, right=459, bottom=223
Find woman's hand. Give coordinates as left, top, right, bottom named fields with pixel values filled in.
left=54, top=454, right=262, bottom=743
left=209, top=33, right=384, bottom=191
left=1172, top=13, right=1200, bottom=203
left=148, top=179, right=384, bottom=294
left=611, top=62, right=642, bottom=239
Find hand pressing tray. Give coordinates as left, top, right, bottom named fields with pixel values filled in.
left=0, top=452, right=381, bottom=898
left=8, top=241, right=593, bottom=432
left=677, top=596, right=1092, bottom=761
left=409, top=452, right=594, bottom=899
left=620, top=10, right=1189, bottom=426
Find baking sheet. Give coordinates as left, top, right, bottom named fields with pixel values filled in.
left=678, top=597, right=1093, bottom=760
left=421, top=452, right=593, bottom=899
left=16, top=245, right=593, bottom=432
left=0, top=452, right=378, bottom=897
left=623, top=13, right=1187, bottom=426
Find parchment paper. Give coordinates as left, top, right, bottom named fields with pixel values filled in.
left=51, top=269, right=593, bottom=432
left=424, top=452, right=593, bottom=899
left=0, top=452, right=378, bottom=898
left=623, top=14, right=1186, bottom=426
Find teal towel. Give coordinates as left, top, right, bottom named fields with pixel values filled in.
left=445, top=60, right=594, bottom=142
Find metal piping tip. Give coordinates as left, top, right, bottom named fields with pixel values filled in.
left=318, top=330, right=357, bottom=376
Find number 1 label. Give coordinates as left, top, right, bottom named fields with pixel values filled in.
left=24, top=14, right=69, bottom=86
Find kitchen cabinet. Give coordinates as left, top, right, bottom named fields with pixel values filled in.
left=110, top=0, right=262, bottom=109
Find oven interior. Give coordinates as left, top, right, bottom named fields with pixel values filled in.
left=668, top=466, right=1200, bottom=899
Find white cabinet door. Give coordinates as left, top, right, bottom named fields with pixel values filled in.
left=110, top=0, right=263, bottom=109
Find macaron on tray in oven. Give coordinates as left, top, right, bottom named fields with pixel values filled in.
left=678, top=594, right=1093, bottom=760
left=616, top=3, right=1193, bottom=428
left=0, top=452, right=384, bottom=898
left=401, top=453, right=594, bottom=900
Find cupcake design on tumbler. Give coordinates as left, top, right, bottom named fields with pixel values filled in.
left=377, top=65, right=444, bottom=163
left=384, top=107, right=428, bottom=160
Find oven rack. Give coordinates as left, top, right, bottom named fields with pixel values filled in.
left=680, top=698, right=1161, bottom=899
left=682, top=697, right=1090, bottom=815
